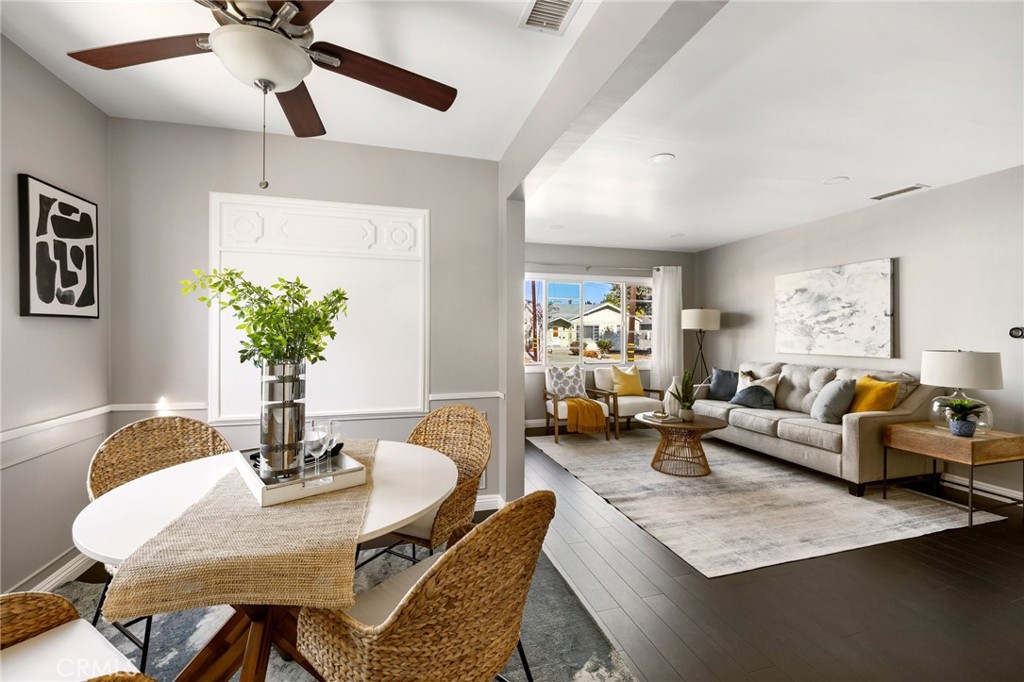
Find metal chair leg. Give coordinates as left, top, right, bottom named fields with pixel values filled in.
left=494, top=639, right=533, bottom=682
left=92, top=575, right=111, bottom=625
left=518, top=639, right=534, bottom=682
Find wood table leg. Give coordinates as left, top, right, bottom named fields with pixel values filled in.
left=175, top=608, right=250, bottom=682
left=240, top=607, right=274, bottom=682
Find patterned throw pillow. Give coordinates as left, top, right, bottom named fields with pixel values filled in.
left=731, top=372, right=781, bottom=409
left=547, top=365, right=586, bottom=399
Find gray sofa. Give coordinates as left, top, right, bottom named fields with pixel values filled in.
left=694, top=361, right=941, bottom=495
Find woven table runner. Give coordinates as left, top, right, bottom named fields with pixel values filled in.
left=102, top=439, right=378, bottom=621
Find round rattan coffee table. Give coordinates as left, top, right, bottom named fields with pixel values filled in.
left=636, top=413, right=728, bottom=477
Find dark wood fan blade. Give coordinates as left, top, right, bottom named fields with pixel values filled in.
left=276, top=82, right=326, bottom=138
left=69, top=33, right=210, bottom=70
left=311, top=41, right=457, bottom=112
left=268, top=0, right=334, bottom=26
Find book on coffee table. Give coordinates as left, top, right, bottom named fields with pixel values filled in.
left=643, top=411, right=684, bottom=424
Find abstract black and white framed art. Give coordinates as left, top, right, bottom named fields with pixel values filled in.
left=18, top=174, right=99, bottom=318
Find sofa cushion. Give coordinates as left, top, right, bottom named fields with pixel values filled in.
left=694, top=399, right=736, bottom=421
left=776, top=364, right=837, bottom=413
left=849, top=376, right=900, bottom=412
left=708, top=368, right=739, bottom=400
left=810, top=378, right=857, bottom=424
left=728, top=408, right=806, bottom=436
left=777, top=418, right=844, bottom=454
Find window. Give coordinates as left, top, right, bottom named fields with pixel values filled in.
left=524, top=275, right=655, bottom=368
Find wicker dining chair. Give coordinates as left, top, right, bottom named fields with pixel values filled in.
left=0, top=591, right=155, bottom=682
left=298, top=490, right=556, bottom=682
left=360, top=405, right=492, bottom=567
left=87, top=416, right=232, bottom=672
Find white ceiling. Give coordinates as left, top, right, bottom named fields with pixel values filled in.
left=0, top=0, right=597, bottom=160
left=527, top=1, right=1024, bottom=252
left=3, top=2, right=1021, bottom=254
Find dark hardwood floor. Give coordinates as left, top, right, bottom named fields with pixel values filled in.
left=524, top=438, right=1024, bottom=682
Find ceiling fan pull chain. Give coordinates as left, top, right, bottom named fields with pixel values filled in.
left=258, top=79, right=271, bottom=189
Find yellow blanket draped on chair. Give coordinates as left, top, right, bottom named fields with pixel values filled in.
left=564, top=397, right=606, bottom=434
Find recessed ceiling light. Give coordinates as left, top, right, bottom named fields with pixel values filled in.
left=648, top=153, right=676, bottom=165
left=823, top=176, right=850, bottom=185
left=669, top=232, right=686, bottom=238
left=549, top=224, right=564, bottom=231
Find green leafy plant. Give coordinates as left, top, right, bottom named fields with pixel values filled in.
left=181, top=268, right=348, bottom=366
left=944, top=398, right=984, bottom=422
left=595, top=339, right=614, bottom=356
left=668, top=371, right=695, bottom=409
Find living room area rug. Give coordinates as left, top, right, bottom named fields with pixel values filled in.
left=528, top=430, right=1002, bottom=578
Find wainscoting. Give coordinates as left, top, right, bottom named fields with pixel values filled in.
left=1, top=393, right=504, bottom=592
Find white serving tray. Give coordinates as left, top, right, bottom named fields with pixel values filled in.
left=234, top=449, right=366, bottom=508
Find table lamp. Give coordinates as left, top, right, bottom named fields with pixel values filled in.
left=920, top=350, right=1003, bottom=430
left=681, top=308, right=720, bottom=384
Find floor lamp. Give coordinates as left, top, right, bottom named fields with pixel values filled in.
left=681, top=308, right=720, bottom=384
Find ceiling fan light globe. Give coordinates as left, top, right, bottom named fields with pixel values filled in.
left=209, top=24, right=311, bottom=92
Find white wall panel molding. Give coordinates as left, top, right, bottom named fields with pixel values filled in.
left=428, top=391, right=505, bottom=401
left=208, top=193, right=430, bottom=423
left=110, top=402, right=208, bottom=413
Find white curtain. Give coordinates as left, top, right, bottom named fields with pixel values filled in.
left=651, top=266, right=683, bottom=389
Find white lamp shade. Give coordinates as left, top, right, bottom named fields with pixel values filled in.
left=680, top=308, right=720, bottom=331
left=920, top=350, right=1003, bottom=390
left=209, top=24, right=312, bottom=92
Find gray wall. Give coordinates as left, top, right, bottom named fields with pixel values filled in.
left=1, top=38, right=111, bottom=589
left=695, top=165, right=1024, bottom=493
left=105, top=116, right=502, bottom=479
left=523, top=243, right=695, bottom=423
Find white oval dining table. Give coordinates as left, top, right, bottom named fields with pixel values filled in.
left=71, top=440, right=458, bottom=682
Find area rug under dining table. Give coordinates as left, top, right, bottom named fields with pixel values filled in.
left=529, top=430, right=1002, bottom=578
left=58, top=550, right=635, bottom=682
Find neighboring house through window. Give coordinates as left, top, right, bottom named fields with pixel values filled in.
left=524, top=275, right=654, bottom=369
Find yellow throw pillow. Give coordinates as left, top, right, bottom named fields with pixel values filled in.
left=611, top=365, right=644, bottom=396
left=849, top=376, right=899, bottom=412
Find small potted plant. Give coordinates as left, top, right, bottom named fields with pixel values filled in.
left=181, top=268, right=348, bottom=477
left=944, top=398, right=984, bottom=437
left=667, top=371, right=696, bottom=421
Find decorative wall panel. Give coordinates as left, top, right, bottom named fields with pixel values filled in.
left=209, top=193, right=428, bottom=421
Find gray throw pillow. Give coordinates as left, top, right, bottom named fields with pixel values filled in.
left=709, top=368, right=739, bottom=401
left=730, top=386, right=775, bottom=409
left=810, top=378, right=857, bottom=424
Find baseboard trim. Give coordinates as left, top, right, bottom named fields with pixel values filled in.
left=429, top=392, right=504, bottom=401
left=17, top=550, right=94, bottom=593
left=940, top=473, right=1023, bottom=502
left=476, top=494, right=504, bottom=511
left=525, top=419, right=548, bottom=429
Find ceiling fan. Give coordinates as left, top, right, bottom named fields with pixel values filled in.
left=67, top=0, right=458, bottom=138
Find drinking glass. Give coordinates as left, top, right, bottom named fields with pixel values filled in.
left=318, top=419, right=337, bottom=473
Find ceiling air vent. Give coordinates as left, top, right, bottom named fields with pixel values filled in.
left=870, top=183, right=931, bottom=201
left=519, top=0, right=581, bottom=36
